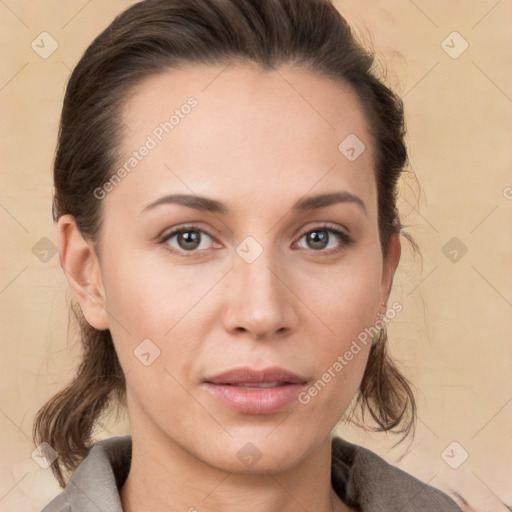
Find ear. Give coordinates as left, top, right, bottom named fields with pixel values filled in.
left=381, top=231, right=401, bottom=306
left=57, top=214, right=109, bottom=330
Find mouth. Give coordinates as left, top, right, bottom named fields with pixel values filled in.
left=203, top=367, right=308, bottom=415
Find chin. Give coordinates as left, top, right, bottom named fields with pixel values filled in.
left=194, top=426, right=319, bottom=475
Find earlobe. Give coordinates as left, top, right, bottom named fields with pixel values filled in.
left=57, top=214, right=109, bottom=330
left=381, top=231, right=401, bottom=305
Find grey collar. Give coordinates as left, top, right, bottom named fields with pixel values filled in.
left=44, top=434, right=462, bottom=511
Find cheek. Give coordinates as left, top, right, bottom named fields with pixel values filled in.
left=295, top=251, right=381, bottom=407
left=100, top=259, right=203, bottom=408
left=302, top=254, right=383, bottom=341
left=101, top=247, right=216, bottom=333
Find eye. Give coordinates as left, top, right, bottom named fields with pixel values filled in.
left=294, top=224, right=353, bottom=254
left=160, top=226, right=219, bottom=256
left=159, top=223, right=353, bottom=258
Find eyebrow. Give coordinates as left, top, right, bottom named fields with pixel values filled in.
left=142, top=191, right=367, bottom=216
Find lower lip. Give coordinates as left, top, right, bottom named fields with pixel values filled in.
left=203, top=382, right=306, bottom=415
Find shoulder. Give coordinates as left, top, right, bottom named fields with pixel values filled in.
left=40, top=492, right=70, bottom=512
left=331, top=436, right=463, bottom=511
left=40, top=435, right=132, bottom=512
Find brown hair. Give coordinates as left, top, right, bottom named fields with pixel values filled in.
left=33, top=0, right=416, bottom=488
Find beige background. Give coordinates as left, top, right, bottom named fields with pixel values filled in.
left=1, top=1, right=511, bottom=510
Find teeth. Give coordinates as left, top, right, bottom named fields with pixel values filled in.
left=231, top=382, right=282, bottom=388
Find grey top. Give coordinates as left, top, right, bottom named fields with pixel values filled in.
left=41, top=435, right=462, bottom=511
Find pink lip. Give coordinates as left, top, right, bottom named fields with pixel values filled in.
left=203, top=367, right=308, bottom=415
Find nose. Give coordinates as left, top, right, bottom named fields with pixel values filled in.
left=221, top=247, right=298, bottom=340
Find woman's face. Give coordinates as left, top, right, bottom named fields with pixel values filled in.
left=69, top=63, right=399, bottom=472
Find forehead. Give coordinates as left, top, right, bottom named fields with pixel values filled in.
left=110, top=63, right=376, bottom=213
left=122, top=62, right=372, bottom=147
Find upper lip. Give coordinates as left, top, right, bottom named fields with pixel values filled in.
left=204, top=366, right=307, bottom=385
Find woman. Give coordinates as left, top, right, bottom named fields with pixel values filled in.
left=33, top=0, right=463, bottom=510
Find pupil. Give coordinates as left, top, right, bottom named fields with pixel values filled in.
left=179, top=231, right=200, bottom=250
left=309, top=230, right=327, bottom=249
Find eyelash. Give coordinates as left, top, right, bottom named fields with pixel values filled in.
left=159, top=223, right=354, bottom=258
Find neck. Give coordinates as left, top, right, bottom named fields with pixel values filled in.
left=120, top=424, right=353, bottom=512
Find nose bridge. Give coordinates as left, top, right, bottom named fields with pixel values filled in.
left=223, top=239, right=295, bottom=338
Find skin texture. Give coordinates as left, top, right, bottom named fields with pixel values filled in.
left=58, top=63, right=401, bottom=512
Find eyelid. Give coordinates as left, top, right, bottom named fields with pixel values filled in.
left=295, top=221, right=351, bottom=238
left=159, top=224, right=219, bottom=250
